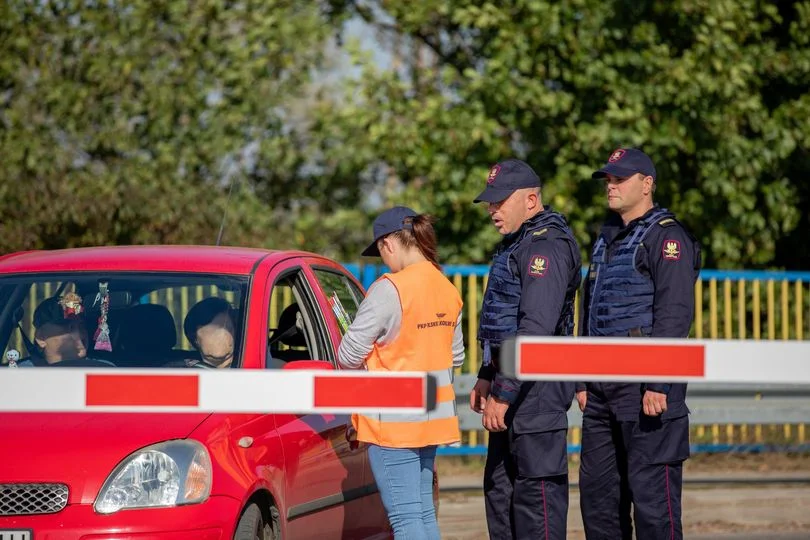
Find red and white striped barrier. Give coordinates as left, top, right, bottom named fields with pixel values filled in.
left=501, top=337, right=810, bottom=384
left=0, top=369, right=435, bottom=414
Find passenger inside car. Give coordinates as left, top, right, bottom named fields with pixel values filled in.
left=182, top=297, right=237, bottom=368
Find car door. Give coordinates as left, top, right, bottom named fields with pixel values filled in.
left=307, top=261, right=392, bottom=539
left=264, top=261, right=369, bottom=539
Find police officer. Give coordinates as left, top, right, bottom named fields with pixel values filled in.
left=578, top=148, right=701, bottom=540
left=469, top=159, right=581, bottom=540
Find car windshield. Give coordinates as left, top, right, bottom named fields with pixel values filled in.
left=0, top=273, right=249, bottom=369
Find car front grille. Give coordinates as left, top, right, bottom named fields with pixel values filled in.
left=0, top=483, right=69, bottom=515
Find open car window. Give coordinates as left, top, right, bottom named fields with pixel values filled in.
left=266, top=268, right=333, bottom=369
left=0, top=273, right=248, bottom=369
left=311, top=267, right=364, bottom=336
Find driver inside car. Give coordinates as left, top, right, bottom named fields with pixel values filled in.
left=19, top=293, right=91, bottom=366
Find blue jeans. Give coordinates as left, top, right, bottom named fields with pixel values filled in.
left=367, top=444, right=440, bottom=540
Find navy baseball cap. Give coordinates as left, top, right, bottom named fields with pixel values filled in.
left=592, top=148, right=657, bottom=180
left=473, top=159, right=541, bottom=203
left=361, top=206, right=418, bottom=257
left=33, top=294, right=84, bottom=329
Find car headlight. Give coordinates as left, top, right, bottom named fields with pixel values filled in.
left=94, top=440, right=212, bottom=514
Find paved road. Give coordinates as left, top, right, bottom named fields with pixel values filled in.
left=438, top=484, right=810, bottom=539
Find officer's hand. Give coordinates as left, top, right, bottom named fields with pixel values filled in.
left=642, top=390, right=668, bottom=416
left=576, top=390, right=588, bottom=412
left=482, top=395, right=509, bottom=432
left=470, top=379, right=491, bottom=413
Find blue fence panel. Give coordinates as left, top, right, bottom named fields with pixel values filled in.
left=344, top=264, right=810, bottom=289
left=342, top=263, right=810, bottom=455
left=436, top=443, right=810, bottom=457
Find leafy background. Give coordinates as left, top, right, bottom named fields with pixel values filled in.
left=2, top=0, right=808, bottom=269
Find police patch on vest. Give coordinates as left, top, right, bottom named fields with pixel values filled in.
left=663, top=240, right=681, bottom=261
left=528, top=255, right=548, bottom=277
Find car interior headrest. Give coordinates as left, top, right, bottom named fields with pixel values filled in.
left=118, top=304, right=177, bottom=353
left=269, top=303, right=307, bottom=348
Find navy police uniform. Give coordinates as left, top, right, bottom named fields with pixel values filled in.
left=579, top=149, right=701, bottom=540
left=473, top=159, right=582, bottom=540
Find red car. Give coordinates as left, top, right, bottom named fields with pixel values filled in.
left=0, top=246, right=428, bottom=540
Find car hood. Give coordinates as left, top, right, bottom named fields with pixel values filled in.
left=0, top=412, right=211, bottom=504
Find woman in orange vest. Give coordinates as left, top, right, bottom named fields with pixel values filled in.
left=338, top=206, right=465, bottom=540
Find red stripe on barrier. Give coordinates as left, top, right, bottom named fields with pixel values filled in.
left=313, top=375, right=425, bottom=408
left=86, top=374, right=199, bottom=407
left=519, top=343, right=706, bottom=378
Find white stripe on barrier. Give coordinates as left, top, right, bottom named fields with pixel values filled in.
left=706, top=341, right=810, bottom=384
left=0, top=368, right=434, bottom=414
left=501, top=337, right=810, bottom=385
left=4, top=369, right=88, bottom=411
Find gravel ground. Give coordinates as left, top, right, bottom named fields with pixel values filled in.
left=438, top=485, right=810, bottom=539
left=436, top=453, right=810, bottom=539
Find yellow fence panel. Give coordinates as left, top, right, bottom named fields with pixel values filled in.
left=427, top=267, right=810, bottom=448
left=6, top=264, right=810, bottom=447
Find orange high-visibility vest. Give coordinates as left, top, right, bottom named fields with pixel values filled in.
left=353, top=260, right=463, bottom=448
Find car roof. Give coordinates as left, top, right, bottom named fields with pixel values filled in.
left=0, top=245, right=322, bottom=276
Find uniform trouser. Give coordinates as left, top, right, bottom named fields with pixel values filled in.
left=483, top=429, right=569, bottom=540
left=579, top=389, right=689, bottom=540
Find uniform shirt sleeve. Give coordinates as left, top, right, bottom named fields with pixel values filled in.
left=337, top=278, right=401, bottom=369
left=579, top=268, right=592, bottom=338
left=477, top=360, right=497, bottom=382
left=643, top=224, right=700, bottom=338
left=452, top=311, right=465, bottom=368
left=490, top=234, right=576, bottom=403
left=576, top=261, right=594, bottom=393
left=638, top=222, right=701, bottom=393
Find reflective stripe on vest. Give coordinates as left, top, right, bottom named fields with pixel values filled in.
left=587, top=207, right=673, bottom=337
left=374, top=367, right=455, bottom=423
left=352, top=261, right=462, bottom=448
left=478, top=211, right=577, bottom=364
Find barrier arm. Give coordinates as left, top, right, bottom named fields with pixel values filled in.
left=499, top=336, right=810, bottom=385
left=0, top=369, right=438, bottom=414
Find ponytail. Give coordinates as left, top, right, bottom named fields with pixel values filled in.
left=391, top=214, right=440, bottom=268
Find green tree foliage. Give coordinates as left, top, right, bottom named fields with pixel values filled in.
left=0, top=0, right=355, bottom=255
left=1, top=1, right=808, bottom=269
left=317, top=0, right=810, bottom=268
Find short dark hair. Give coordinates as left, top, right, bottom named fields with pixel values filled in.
left=183, top=297, right=233, bottom=345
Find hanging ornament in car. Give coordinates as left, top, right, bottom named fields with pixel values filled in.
left=6, top=349, right=19, bottom=368
left=59, top=292, right=84, bottom=318
left=93, top=282, right=113, bottom=352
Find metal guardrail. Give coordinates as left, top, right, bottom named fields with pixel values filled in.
left=344, top=263, right=810, bottom=450
left=452, top=375, right=810, bottom=430
left=440, top=376, right=810, bottom=456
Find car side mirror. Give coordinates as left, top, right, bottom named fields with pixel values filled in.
left=281, top=360, right=335, bottom=371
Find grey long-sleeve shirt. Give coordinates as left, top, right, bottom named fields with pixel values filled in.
left=337, top=278, right=465, bottom=370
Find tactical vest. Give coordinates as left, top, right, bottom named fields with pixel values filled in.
left=587, top=207, right=673, bottom=337
left=478, top=211, right=577, bottom=365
